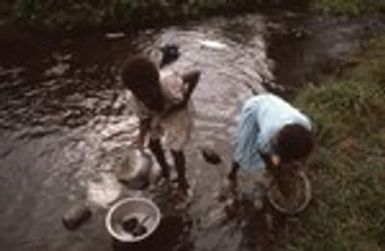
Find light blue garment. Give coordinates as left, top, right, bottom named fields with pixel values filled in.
left=234, top=94, right=312, bottom=172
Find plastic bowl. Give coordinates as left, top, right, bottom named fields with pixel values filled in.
left=105, top=197, right=161, bottom=243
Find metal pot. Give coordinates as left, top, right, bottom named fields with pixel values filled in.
left=116, top=149, right=153, bottom=190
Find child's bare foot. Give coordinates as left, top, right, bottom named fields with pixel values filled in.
left=172, top=181, right=192, bottom=209
left=152, top=170, right=170, bottom=187
left=161, top=169, right=170, bottom=180
left=177, top=179, right=190, bottom=196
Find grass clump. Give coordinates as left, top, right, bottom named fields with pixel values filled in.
left=281, top=36, right=385, bottom=251
left=311, top=0, right=385, bottom=15
left=11, top=0, right=258, bottom=29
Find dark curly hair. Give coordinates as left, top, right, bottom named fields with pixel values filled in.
left=275, top=124, right=314, bottom=163
left=121, top=55, right=160, bottom=90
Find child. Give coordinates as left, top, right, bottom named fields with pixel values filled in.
left=121, top=55, right=200, bottom=196
left=228, top=93, right=314, bottom=192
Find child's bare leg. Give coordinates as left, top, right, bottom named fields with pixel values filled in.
left=228, top=161, right=239, bottom=181
left=228, top=161, right=239, bottom=183
left=149, top=139, right=170, bottom=180
left=227, top=161, right=240, bottom=194
left=171, top=150, right=189, bottom=192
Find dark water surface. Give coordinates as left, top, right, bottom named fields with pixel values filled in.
left=1, top=12, right=383, bottom=251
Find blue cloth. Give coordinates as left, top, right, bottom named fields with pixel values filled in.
left=234, top=94, right=312, bottom=172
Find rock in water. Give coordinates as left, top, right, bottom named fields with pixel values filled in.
left=132, top=224, right=147, bottom=237
left=62, top=203, right=92, bottom=230
left=201, top=147, right=222, bottom=165
left=122, top=216, right=148, bottom=237
left=122, top=217, right=139, bottom=233
left=159, top=44, right=180, bottom=68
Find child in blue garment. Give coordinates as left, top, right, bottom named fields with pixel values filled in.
left=228, top=93, right=314, bottom=192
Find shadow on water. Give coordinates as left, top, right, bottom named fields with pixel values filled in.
left=113, top=214, right=193, bottom=251
left=1, top=10, right=384, bottom=251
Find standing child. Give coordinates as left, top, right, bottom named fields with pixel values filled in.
left=228, top=93, right=314, bottom=193
left=121, top=56, right=200, bottom=197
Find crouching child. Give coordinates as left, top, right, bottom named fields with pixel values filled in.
left=228, top=93, right=314, bottom=196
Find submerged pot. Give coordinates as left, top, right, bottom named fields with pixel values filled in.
left=116, top=149, right=153, bottom=190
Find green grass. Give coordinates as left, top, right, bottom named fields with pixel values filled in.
left=311, top=0, right=385, bottom=15
left=11, top=0, right=385, bottom=28
left=281, top=36, right=385, bottom=251
left=11, top=0, right=257, bottom=29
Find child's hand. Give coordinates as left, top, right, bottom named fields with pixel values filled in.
left=260, top=151, right=281, bottom=171
left=271, top=155, right=280, bottom=166
left=136, top=118, right=151, bottom=151
left=181, top=70, right=200, bottom=101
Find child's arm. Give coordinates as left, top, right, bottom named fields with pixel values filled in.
left=180, top=70, right=201, bottom=105
left=260, top=151, right=281, bottom=174
left=137, top=118, right=152, bottom=150
left=225, top=161, right=240, bottom=195
left=161, top=70, right=201, bottom=118
left=228, top=161, right=240, bottom=183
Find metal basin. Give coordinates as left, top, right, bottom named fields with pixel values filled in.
left=116, top=149, right=153, bottom=190
left=105, top=197, right=161, bottom=243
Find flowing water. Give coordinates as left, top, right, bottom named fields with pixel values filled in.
left=1, top=11, right=383, bottom=251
